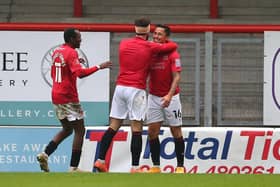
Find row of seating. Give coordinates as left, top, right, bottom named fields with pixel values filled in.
left=1, top=0, right=280, bottom=23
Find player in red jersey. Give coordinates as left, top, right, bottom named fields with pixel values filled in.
left=147, top=24, right=185, bottom=174
left=37, top=28, right=112, bottom=172
left=94, top=18, right=178, bottom=173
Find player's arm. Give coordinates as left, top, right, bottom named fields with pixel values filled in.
left=68, top=50, right=112, bottom=78
left=161, top=71, right=181, bottom=108
left=149, top=40, right=177, bottom=54
left=75, top=60, right=112, bottom=78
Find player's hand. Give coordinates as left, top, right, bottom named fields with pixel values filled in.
left=99, top=61, right=113, bottom=69
left=161, top=95, right=172, bottom=108
left=79, top=58, right=86, bottom=65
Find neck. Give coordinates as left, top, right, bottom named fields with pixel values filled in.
left=65, top=43, right=75, bottom=49
left=136, top=34, right=148, bottom=40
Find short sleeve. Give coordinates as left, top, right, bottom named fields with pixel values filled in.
left=170, top=51, right=182, bottom=72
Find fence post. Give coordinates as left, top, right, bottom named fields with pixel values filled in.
left=204, top=32, right=213, bottom=127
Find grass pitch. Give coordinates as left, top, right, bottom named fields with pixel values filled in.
left=0, top=172, right=278, bottom=187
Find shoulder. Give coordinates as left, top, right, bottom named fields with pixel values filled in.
left=65, top=46, right=78, bottom=55
left=58, top=44, right=76, bottom=53
left=120, top=37, right=137, bottom=46
left=169, top=51, right=181, bottom=67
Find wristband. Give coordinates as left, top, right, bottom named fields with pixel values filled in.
left=96, top=65, right=101, bottom=69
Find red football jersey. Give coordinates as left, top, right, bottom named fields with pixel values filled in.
left=116, top=37, right=177, bottom=89
left=149, top=50, right=181, bottom=97
left=51, top=44, right=84, bottom=104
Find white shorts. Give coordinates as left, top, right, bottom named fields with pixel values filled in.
left=146, top=94, right=182, bottom=126
left=110, top=85, right=147, bottom=121
left=53, top=102, right=84, bottom=121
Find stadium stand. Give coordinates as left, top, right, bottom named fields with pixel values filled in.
left=2, top=0, right=280, bottom=24
left=5, top=0, right=73, bottom=22
left=219, top=0, right=280, bottom=23
left=80, top=0, right=209, bottom=23
left=0, top=0, right=10, bottom=22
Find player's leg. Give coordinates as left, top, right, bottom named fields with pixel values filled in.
left=94, top=117, right=122, bottom=172
left=37, top=118, right=73, bottom=172
left=130, top=120, right=144, bottom=173
left=51, top=118, right=74, bottom=150
left=166, top=94, right=185, bottom=173
left=170, top=126, right=185, bottom=173
left=94, top=85, right=125, bottom=172
left=147, top=122, right=162, bottom=173
left=146, top=94, right=164, bottom=173
left=98, top=118, right=122, bottom=160
left=37, top=103, right=79, bottom=172
left=128, top=88, right=147, bottom=173
left=170, top=126, right=184, bottom=167
left=68, top=118, right=85, bottom=171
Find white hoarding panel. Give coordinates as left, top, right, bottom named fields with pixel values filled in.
left=80, top=127, right=280, bottom=174
left=0, top=31, right=110, bottom=126
left=264, top=31, right=280, bottom=125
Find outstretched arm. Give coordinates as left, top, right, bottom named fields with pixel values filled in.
left=150, top=40, right=177, bottom=54
left=75, top=60, right=112, bottom=78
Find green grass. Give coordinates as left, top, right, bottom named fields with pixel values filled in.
left=0, top=173, right=278, bottom=187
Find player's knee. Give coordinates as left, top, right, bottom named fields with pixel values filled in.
left=170, top=126, right=182, bottom=138
left=64, top=128, right=74, bottom=135
left=148, top=128, right=160, bottom=139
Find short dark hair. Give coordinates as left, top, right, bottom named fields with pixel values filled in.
left=64, top=28, right=78, bottom=43
left=134, top=17, right=151, bottom=27
left=155, top=24, right=171, bottom=37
